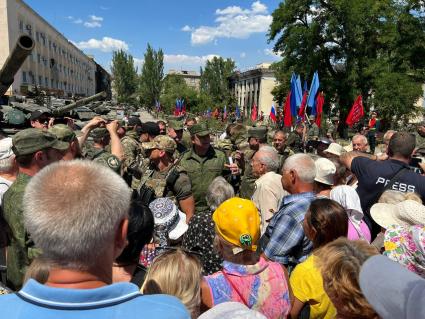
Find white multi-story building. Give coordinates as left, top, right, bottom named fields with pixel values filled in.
left=0, top=0, right=96, bottom=97
left=229, top=63, right=277, bottom=117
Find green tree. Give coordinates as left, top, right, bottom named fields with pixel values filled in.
left=111, top=50, right=138, bottom=103
left=139, top=43, right=164, bottom=109
left=200, top=57, right=236, bottom=108
left=161, top=75, right=199, bottom=114
left=268, top=0, right=425, bottom=127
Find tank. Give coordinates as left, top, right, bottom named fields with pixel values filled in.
left=52, top=91, right=108, bottom=116
left=0, top=35, right=35, bottom=96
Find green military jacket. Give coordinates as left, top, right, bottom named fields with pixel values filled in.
left=180, top=146, right=227, bottom=213
left=308, top=123, right=320, bottom=140
left=84, top=145, right=121, bottom=173
left=287, top=132, right=304, bottom=153
left=2, top=173, right=39, bottom=290
left=121, top=131, right=141, bottom=171
left=239, top=149, right=256, bottom=199
left=181, top=130, right=192, bottom=150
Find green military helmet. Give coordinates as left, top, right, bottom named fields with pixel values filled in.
left=188, top=122, right=210, bottom=137
left=48, top=124, right=76, bottom=142
left=90, top=127, right=109, bottom=139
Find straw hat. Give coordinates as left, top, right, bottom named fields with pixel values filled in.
left=370, top=200, right=425, bottom=229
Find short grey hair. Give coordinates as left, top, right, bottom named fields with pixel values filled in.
left=257, top=145, right=279, bottom=172
left=205, top=176, right=235, bottom=211
left=383, top=130, right=397, bottom=144
left=283, top=153, right=316, bottom=183
left=352, top=134, right=368, bottom=145
left=0, top=155, right=15, bottom=173
left=23, top=160, right=131, bottom=270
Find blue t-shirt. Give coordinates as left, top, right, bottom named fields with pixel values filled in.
left=0, top=279, right=190, bottom=319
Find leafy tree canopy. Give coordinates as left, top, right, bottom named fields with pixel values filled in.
left=111, top=50, right=138, bottom=103
left=139, top=44, right=164, bottom=109
left=269, top=0, right=425, bottom=126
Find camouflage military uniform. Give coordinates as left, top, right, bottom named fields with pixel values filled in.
left=181, top=130, right=192, bottom=150
left=239, top=149, right=257, bottom=199
left=84, top=145, right=121, bottom=173
left=139, top=164, right=192, bottom=203
left=120, top=130, right=141, bottom=170
left=308, top=122, right=320, bottom=140
left=2, top=173, right=39, bottom=290
left=180, top=146, right=227, bottom=213
left=287, top=131, right=304, bottom=153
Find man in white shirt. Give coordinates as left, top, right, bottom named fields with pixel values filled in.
left=0, top=138, right=17, bottom=205
left=251, top=145, right=288, bottom=234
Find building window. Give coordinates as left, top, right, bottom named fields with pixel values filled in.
left=22, top=71, right=27, bottom=83
left=51, top=79, right=54, bottom=88
left=45, top=77, right=48, bottom=87
left=26, top=24, right=32, bottom=36
left=38, top=76, right=42, bottom=85
left=49, top=40, right=52, bottom=50
left=37, top=54, right=41, bottom=63
left=36, top=31, right=40, bottom=42
left=19, top=20, right=24, bottom=32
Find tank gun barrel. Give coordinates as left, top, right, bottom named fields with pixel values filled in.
left=0, top=35, right=35, bottom=96
left=52, top=91, right=108, bottom=116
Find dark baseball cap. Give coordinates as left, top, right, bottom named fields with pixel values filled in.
left=30, top=110, right=51, bottom=121
left=127, top=117, right=142, bottom=127
left=138, top=122, right=160, bottom=136
left=12, top=128, right=69, bottom=156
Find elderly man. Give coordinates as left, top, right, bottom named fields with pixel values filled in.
left=352, top=134, right=369, bottom=153
left=2, top=128, right=68, bottom=290
left=251, top=146, right=288, bottom=234
left=0, top=160, right=189, bottom=318
left=261, top=153, right=316, bottom=267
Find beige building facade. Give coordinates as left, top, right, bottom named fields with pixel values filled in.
left=0, top=0, right=96, bottom=97
left=229, top=63, right=277, bottom=118
left=167, top=69, right=201, bottom=91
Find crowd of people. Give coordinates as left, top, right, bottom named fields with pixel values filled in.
left=0, top=108, right=425, bottom=318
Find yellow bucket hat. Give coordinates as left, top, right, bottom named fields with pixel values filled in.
left=213, top=197, right=261, bottom=252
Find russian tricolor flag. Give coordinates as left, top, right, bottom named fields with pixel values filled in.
left=270, top=104, right=277, bottom=122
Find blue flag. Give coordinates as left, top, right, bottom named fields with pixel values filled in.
left=290, top=73, right=297, bottom=116
left=295, top=75, right=303, bottom=107
left=235, top=105, right=241, bottom=119
left=307, top=71, right=320, bottom=109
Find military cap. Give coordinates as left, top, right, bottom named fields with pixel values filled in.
left=127, top=117, right=142, bottom=127
left=188, top=122, right=211, bottom=137
left=168, top=119, right=184, bottom=130
left=30, top=110, right=51, bottom=121
left=48, top=124, right=76, bottom=143
left=90, top=128, right=109, bottom=139
left=12, top=128, right=69, bottom=157
left=248, top=126, right=267, bottom=140
left=138, top=122, right=160, bottom=136
left=142, top=135, right=176, bottom=153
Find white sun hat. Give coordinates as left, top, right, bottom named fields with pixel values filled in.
left=314, top=157, right=336, bottom=186
left=370, top=199, right=425, bottom=229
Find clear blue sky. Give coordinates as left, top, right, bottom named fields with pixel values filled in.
left=25, top=0, right=282, bottom=73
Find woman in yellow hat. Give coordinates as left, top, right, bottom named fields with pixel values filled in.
left=201, top=197, right=291, bottom=319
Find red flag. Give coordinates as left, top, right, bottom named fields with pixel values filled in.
left=283, top=91, right=292, bottom=127
left=297, top=91, right=308, bottom=118
left=251, top=103, right=258, bottom=121
left=315, top=92, right=324, bottom=127
left=346, top=95, right=364, bottom=127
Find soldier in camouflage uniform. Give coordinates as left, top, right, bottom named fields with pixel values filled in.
left=167, top=119, right=187, bottom=158
left=307, top=115, right=320, bottom=141
left=272, top=130, right=293, bottom=171
left=327, top=116, right=339, bottom=141
left=83, top=121, right=123, bottom=173
left=48, top=124, right=81, bottom=160
left=140, top=135, right=195, bottom=221
left=3, top=128, right=68, bottom=290
left=286, top=122, right=305, bottom=154
left=120, top=117, right=142, bottom=184
left=180, top=122, right=230, bottom=213
left=239, top=126, right=268, bottom=199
